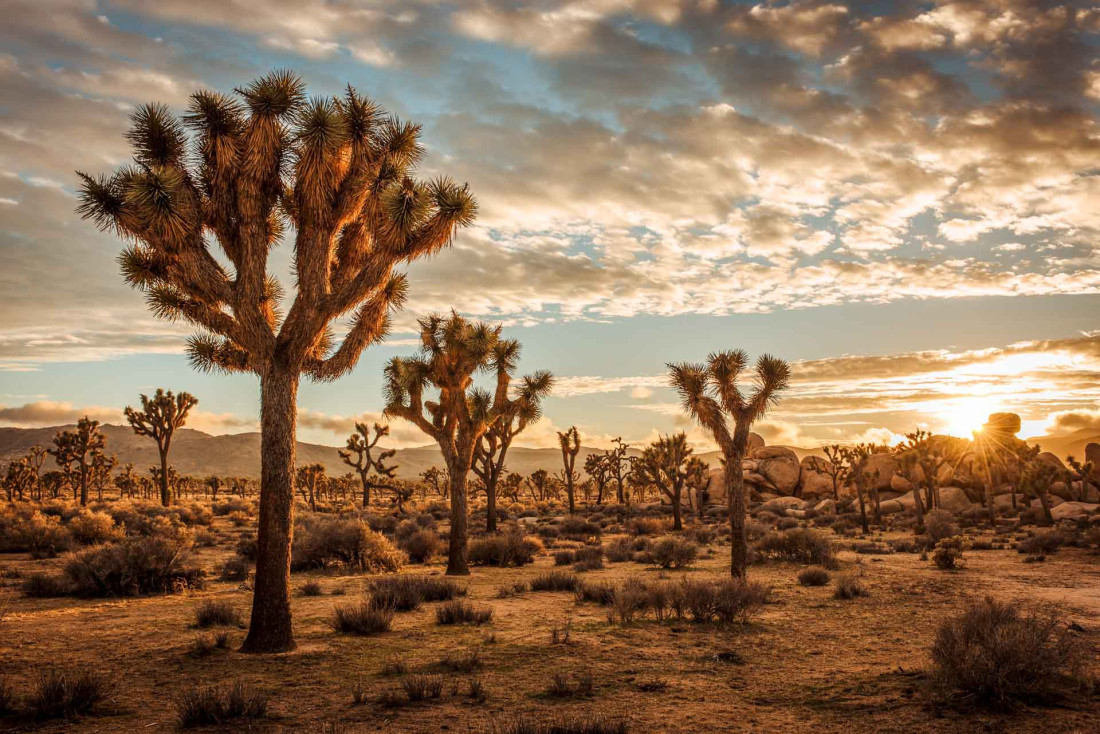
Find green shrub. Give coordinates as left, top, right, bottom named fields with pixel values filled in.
left=649, top=538, right=698, bottom=568
left=63, top=535, right=203, bottom=596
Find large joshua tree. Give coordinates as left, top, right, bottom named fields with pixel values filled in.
left=669, top=352, right=790, bottom=578
left=472, top=339, right=553, bottom=531
left=77, top=71, right=476, bottom=653
left=634, top=432, right=694, bottom=530
left=557, top=426, right=581, bottom=514
left=124, top=388, right=197, bottom=507
left=385, top=313, right=536, bottom=575
left=339, top=422, right=397, bottom=508
left=50, top=417, right=107, bottom=506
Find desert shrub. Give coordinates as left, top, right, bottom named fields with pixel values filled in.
left=369, top=575, right=464, bottom=611
left=572, top=546, right=604, bottom=571
left=776, top=516, right=799, bottom=530
left=608, top=578, right=650, bottom=624
left=212, top=498, right=252, bottom=516
left=833, top=572, right=867, bottom=599
left=438, top=648, right=482, bottom=673
left=176, top=681, right=268, bottom=728
left=496, top=581, right=528, bottom=598
left=19, top=511, right=73, bottom=559
left=227, top=511, right=250, bottom=527
left=754, top=528, right=837, bottom=568
left=851, top=541, right=892, bottom=555
left=925, top=509, right=958, bottom=543
left=575, top=579, right=616, bottom=605
left=545, top=671, right=594, bottom=698
left=26, top=669, right=110, bottom=720
left=488, top=714, right=628, bottom=734
left=380, top=655, right=408, bottom=676
left=649, top=538, right=698, bottom=568
left=711, top=579, right=770, bottom=624
left=63, top=535, right=203, bottom=596
left=468, top=526, right=542, bottom=567
left=931, top=597, right=1088, bottom=709
left=67, top=511, right=123, bottom=545
left=686, top=525, right=716, bottom=546
left=21, top=573, right=71, bottom=598
left=888, top=537, right=927, bottom=553
left=291, top=517, right=404, bottom=573
left=603, top=537, right=636, bottom=563
left=744, top=518, right=770, bottom=542
left=530, top=571, right=579, bottom=592
left=194, top=599, right=243, bottom=628
left=219, top=557, right=251, bottom=582
left=235, top=534, right=257, bottom=560
left=299, top=580, right=324, bottom=596
left=1017, top=530, right=1063, bottom=556
left=560, top=516, right=601, bottom=539
left=553, top=550, right=575, bottom=566
left=436, top=600, right=493, bottom=625
left=797, top=566, right=831, bottom=587
left=330, top=601, right=394, bottom=635
left=400, top=674, right=444, bottom=702
left=400, top=530, right=442, bottom=564
left=628, top=517, right=664, bottom=536
left=932, top=538, right=965, bottom=570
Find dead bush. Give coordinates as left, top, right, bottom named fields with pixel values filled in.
left=833, top=572, right=868, bottom=599
left=368, top=575, right=464, bottom=611
left=649, top=537, right=698, bottom=568
left=329, top=601, right=394, bottom=635
left=26, top=669, right=110, bottom=720
left=530, top=570, right=579, bottom=592
left=797, top=566, right=831, bottom=587
left=399, top=530, right=442, bottom=564
left=435, top=600, right=493, bottom=626
left=175, top=681, right=268, bottom=728
left=754, top=528, right=837, bottom=568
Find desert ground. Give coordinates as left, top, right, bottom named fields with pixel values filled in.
left=1, top=497, right=1097, bottom=734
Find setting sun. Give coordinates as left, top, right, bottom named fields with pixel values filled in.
left=936, top=397, right=1003, bottom=437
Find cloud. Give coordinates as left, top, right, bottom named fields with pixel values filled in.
left=0, top=401, right=120, bottom=426
left=1043, top=409, right=1100, bottom=436
left=296, top=410, right=427, bottom=447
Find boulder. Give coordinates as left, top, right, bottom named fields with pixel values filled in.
left=1086, top=443, right=1100, bottom=477
left=747, top=433, right=765, bottom=454
left=1049, top=481, right=1074, bottom=501
left=1050, top=502, right=1099, bottom=522
left=937, top=486, right=974, bottom=514
left=863, top=453, right=897, bottom=491
left=890, top=473, right=914, bottom=493
left=760, top=496, right=803, bottom=514
left=744, top=446, right=801, bottom=495
left=813, top=499, right=837, bottom=515
left=1038, top=452, right=1066, bottom=471
left=878, top=500, right=904, bottom=515
left=800, top=456, right=835, bottom=497
left=517, top=516, right=539, bottom=526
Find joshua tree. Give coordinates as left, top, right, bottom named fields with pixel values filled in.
left=339, top=422, right=398, bottom=508
left=117, top=463, right=137, bottom=499
left=124, top=389, right=197, bottom=507
left=383, top=313, right=520, bottom=575
left=50, top=417, right=106, bottom=506
left=206, top=475, right=223, bottom=500
left=526, top=469, right=552, bottom=502
left=894, top=449, right=926, bottom=532
left=421, top=467, right=449, bottom=499
left=150, top=465, right=179, bottom=501
left=77, top=71, right=476, bottom=652
left=669, top=351, right=790, bottom=578
left=499, top=471, right=524, bottom=503
left=296, top=463, right=326, bottom=511
left=472, top=342, right=553, bottom=531
left=606, top=438, right=633, bottom=505
left=1066, top=455, right=1096, bottom=502
left=634, top=433, right=695, bottom=530
left=557, top=426, right=581, bottom=514
left=90, top=452, right=118, bottom=502
left=684, top=456, right=710, bottom=517
left=3, top=461, right=35, bottom=502
left=1019, top=449, right=1063, bottom=525
left=584, top=452, right=613, bottom=504
left=821, top=445, right=848, bottom=502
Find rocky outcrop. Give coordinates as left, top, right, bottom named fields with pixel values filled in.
left=743, top=446, right=801, bottom=495
left=799, top=456, right=835, bottom=498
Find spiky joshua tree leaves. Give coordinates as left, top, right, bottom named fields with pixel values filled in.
left=384, top=313, right=529, bottom=575
left=77, top=71, right=477, bottom=653
left=669, top=351, right=790, bottom=578
left=472, top=340, right=553, bottom=531
left=124, top=388, right=197, bottom=507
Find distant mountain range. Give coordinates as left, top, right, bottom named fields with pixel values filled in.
left=0, top=424, right=1094, bottom=480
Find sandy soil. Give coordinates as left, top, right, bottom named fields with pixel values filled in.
left=1, top=519, right=1097, bottom=734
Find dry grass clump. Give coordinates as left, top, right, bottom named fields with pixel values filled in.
left=833, top=572, right=868, bottom=599
left=754, top=528, right=837, bottom=568
left=577, top=576, right=769, bottom=626
left=193, top=599, right=244, bottom=628
left=496, top=581, right=528, bottom=598
left=930, top=597, right=1089, bottom=709
left=530, top=570, right=580, bottom=592
left=399, top=529, right=443, bottom=563
left=487, top=715, right=628, bottom=734
left=648, top=537, right=698, bottom=568
left=379, top=675, right=445, bottom=707
left=575, top=579, right=617, bottom=605
left=299, top=580, right=324, bottom=596
left=24, top=669, right=111, bottom=720
left=560, top=516, right=602, bottom=540
left=437, top=648, right=482, bottom=673
left=604, top=536, right=648, bottom=563
left=435, top=600, right=493, bottom=626
left=924, top=509, right=958, bottom=543
left=797, top=566, right=831, bottom=587
left=1016, top=529, right=1063, bottom=556
left=175, top=681, right=268, bottom=728
left=291, top=517, right=404, bottom=573
left=368, top=575, right=465, bottom=611
left=545, top=671, right=594, bottom=698
left=21, top=572, right=71, bottom=598
left=468, top=526, right=543, bottom=567
left=63, top=535, right=203, bottom=596
left=329, top=600, right=394, bottom=635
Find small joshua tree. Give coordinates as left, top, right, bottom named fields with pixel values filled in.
left=684, top=456, right=710, bottom=517
left=557, top=426, right=582, bottom=514
left=49, top=417, right=107, bottom=506
left=90, top=452, right=118, bottom=502
left=633, top=433, right=694, bottom=530
left=125, top=389, right=198, bottom=507
left=206, top=475, right=222, bottom=500
left=295, top=463, right=326, bottom=511
left=1019, top=450, right=1064, bottom=526
left=473, top=341, right=553, bottom=531
left=840, top=443, right=877, bottom=533
left=821, top=445, right=849, bottom=502
left=606, top=437, right=633, bottom=505
left=78, top=70, right=476, bottom=653
left=339, top=422, right=398, bottom=508
left=584, top=452, right=613, bottom=505
left=526, top=469, right=552, bottom=502
left=1065, top=455, right=1096, bottom=502
left=384, top=313, right=525, bottom=575
left=669, top=351, right=790, bottom=578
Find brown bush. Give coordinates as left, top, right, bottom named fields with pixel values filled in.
left=291, top=516, right=404, bottom=573
left=468, top=526, right=542, bottom=567
left=175, top=681, right=267, bottom=728
left=63, top=535, right=203, bottom=597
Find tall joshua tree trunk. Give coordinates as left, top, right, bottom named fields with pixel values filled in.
left=241, top=367, right=298, bottom=653
left=444, top=440, right=475, bottom=576
left=725, top=436, right=748, bottom=578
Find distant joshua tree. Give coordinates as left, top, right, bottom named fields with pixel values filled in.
left=1066, top=455, right=1095, bottom=502
left=634, top=433, right=694, bottom=530
left=49, top=417, right=107, bottom=506
left=557, top=426, right=582, bottom=514
left=526, top=469, right=552, bottom=502
left=684, top=456, right=710, bottom=518
left=90, top=452, right=118, bottom=502
left=1018, top=447, right=1063, bottom=526
left=669, top=351, right=790, bottom=578
left=77, top=70, right=476, bottom=652
left=584, top=452, right=613, bottom=505
left=385, top=313, right=530, bottom=576
left=821, top=445, right=849, bottom=502
left=472, top=339, right=553, bottom=531
left=339, top=422, right=398, bottom=508
left=295, top=463, right=327, bottom=511
left=606, top=437, right=633, bottom=505
left=420, top=467, right=449, bottom=499
left=124, top=389, right=197, bottom=507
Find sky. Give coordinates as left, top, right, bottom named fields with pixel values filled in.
left=0, top=0, right=1098, bottom=451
